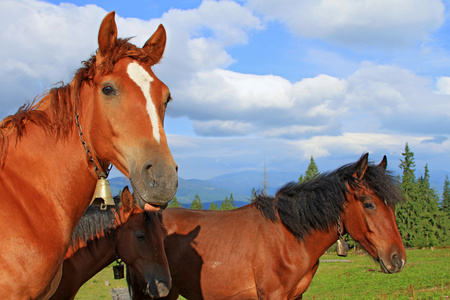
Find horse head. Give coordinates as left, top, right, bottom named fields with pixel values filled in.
left=342, top=153, right=406, bottom=273
left=76, top=12, right=177, bottom=210
left=116, top=187, right=171, bottom=298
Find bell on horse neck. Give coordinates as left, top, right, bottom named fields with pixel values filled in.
left=337, top=238, right=349, bottom=257
left=90, top=177, right=115, bottom=210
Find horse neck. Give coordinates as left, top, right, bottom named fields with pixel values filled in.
left=275, top=217, right=340, bottom=267
left=52, top=236, right=116, bottom=299
left=0, top=113, right=99, bottom=238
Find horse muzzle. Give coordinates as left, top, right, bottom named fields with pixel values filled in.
left=379, top=252, right=406, bottom=274
left=146, top=278, right=171, bottom=298
left=130, top=159, right=178, bottom=210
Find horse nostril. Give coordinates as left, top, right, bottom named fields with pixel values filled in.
left=175, top=165, right=178, bottom=173
left=391, top=254, right=401, bottom=269
left=156, top=280, right=170, bottom=297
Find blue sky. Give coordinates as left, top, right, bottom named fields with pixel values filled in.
left=1, top=0, right=450, bottom=189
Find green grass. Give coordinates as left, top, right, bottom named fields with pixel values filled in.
left=304, top=248, right=450, bottom=299
left=75, top=264, right=129, bottom=300
left=75, top=248, right=449, bottom=299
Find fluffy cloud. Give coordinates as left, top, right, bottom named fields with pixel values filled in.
left=0, top=0, right=262, bottom=117
left=246, top=0, right=444, bottom=48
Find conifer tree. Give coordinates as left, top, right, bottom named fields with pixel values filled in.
left=209, top=202, right=218, bottom=210
left=416, top=164, right=441, bottom=247
left=439, top=175, right=450, bottom=245
left=299, top=156, right=319, bottom=183
left=442, top=175, right=450, bottom=214
left=219, top=194, right=236, bottom=210
left=168, top=196, right=182, bottom=208
left=190, top=194, right=203, bottom=210
left=396, top=143, right=420, bottom=247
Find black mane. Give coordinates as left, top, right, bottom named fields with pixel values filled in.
left=70, top=196, right=164, bottom=252
left=253, top=154, right=403, bottom=241
left=69, top=202, right=119, bottom=252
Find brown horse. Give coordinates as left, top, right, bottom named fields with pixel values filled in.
left=128, top=154, right=406, bottom=300
left=50, top=187, right=170, bottom=299
left=0, top=12, right=177, bottom=298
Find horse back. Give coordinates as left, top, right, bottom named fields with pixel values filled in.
left=161, top=206, right=310, bottom=299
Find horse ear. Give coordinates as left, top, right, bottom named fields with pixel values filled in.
left=378, top=155, right=387, bottom=170
left=354, top=153, right=369, bottom=180
left=143, top=24, right=166, bottom=64
left=120, top=186, right=133, bottom=212
left=97, top=11, right=118, bottom=65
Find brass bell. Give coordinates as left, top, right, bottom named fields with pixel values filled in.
left=90, top=177, right=115, bottom=210
left=337, top=238, right=349, bottom=257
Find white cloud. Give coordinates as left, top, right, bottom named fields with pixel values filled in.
left=246, top=0, right=444, bottom=48
left=193, top=120, right=254, bottom=136
left=435, top=76, right=450, bottom=95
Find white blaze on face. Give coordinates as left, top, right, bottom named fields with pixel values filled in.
left=127, top=61, right=160, bottom=143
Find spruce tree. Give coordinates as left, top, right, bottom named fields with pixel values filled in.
left=209, top=202, right=218, bottom=210
left=219, top=194, right=236, bottom=210
left=416, top=164, right=441, bottom=247
left=168, top=196, right=182, bottom=208
left=442, top=175, right=450, bottom=214
left=190, top=194, right=203, bottom=210
left=439, top=175, right=450, bottom=245
left=396, top=143, right=420, bottom=247
left=299, top=156, right=319, bottom=183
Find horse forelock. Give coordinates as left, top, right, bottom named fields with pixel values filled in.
left=254, top=156, right=403, bottom=241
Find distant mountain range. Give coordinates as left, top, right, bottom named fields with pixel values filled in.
left=108, top=167, right=449, bottom=208
left=108, top=170, right=300, bottom=207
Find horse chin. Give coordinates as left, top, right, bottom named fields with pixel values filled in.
left=130, top=177, right=176, bottom=210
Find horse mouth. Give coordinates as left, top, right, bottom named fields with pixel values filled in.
left=379, top=259, right=391, bottom=273
left=144, top=202, right=162, bottom=212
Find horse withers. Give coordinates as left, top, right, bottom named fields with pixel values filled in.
left=128, top=154, right=406, bottom=300
left=50, top=187, right=171, bottom=299
left=0, top=12, right=177, bottom=298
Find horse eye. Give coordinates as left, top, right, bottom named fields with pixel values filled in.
left=102, top=86, right=115, bottom=96
left=135, top=231, right=145, bottom=240
left=363, top=202, right=376, bottom=210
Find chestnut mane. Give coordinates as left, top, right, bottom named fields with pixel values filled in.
left=0, top=38, right=160, bottom=168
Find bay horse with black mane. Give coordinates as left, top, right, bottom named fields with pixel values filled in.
left=128, top=154, right=406, bottom=300
left=0, top=12, right=177, bottom=298
left=50, top=187, right=170, bottom=299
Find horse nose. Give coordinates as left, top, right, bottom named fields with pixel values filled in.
left=390, top=253, right=404, bottom=273
left=141, top=160, right=178, bottom=200
left=147, top=278, right=171, bottom=298
left=142, top=161, right=178, bottom=182
left=156, top=279, right=170, bottom=297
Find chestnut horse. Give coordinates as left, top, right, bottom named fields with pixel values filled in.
left=128, top=154, right=406, bottom=300
left=0, top=12, right=177, bottom=298
left=50, top=187, right=170, bottom=299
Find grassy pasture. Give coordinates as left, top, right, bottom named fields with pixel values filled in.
left=75, top=248, right=449, bottom=299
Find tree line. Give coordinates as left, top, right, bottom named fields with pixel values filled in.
left=168, top=193, right=237, bottom=210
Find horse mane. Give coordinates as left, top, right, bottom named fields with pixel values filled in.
left=69, top=201, right=120, bottom=253
left=69, top=194, right=165, bottom=253
left=253, top=154, right=404, bottom=241
left=0, top=37, right=159, bottom=168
